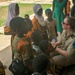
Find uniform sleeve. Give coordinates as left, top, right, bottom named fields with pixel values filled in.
left=67, top=42, right=75, bottom=56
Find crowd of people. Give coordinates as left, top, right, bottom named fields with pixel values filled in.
left=0, top=0, right=75, bottom=75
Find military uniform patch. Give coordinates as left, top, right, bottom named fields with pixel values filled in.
left=73, top=43, right=75, bottom=48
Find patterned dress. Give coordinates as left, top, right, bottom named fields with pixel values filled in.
left=45, top=18, right=57, bottom=41
left=12, top=35, right=34, bottom=64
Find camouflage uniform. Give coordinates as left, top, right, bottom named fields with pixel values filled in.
left=53, top=30, right=75, bottom=66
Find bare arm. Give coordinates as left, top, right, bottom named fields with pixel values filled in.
left=55, top=47, right=68, bottom=57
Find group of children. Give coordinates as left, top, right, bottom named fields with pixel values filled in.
left=1, top=0, right=75, bottom=75
left=0, top=2, right=60, bottom=75
left=9, top=15, right=56, bottom=75
left=2, top=3, right=57, bottom=75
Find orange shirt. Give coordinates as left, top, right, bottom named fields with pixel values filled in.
left=24, top=16, right=41, bottom=38
left=24, top=30, right=33, bottom=38
left=32, top=16, right=41, bottom=31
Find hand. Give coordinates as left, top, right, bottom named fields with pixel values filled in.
left=51, top=42, right=56, bottom=48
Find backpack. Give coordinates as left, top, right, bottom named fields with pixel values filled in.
left=9, top=58, right=31, bottom=75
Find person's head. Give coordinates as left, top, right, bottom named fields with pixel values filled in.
left=45, top=8, right=52, bottom=18
left=8, top=3, right=19, bottom=16
left=32, top=53, right=50, bottom=75
left=15, top=3, right=19, bottom=16
left=24, top=14, right=29, bottom=19
left=62, top=16, right=75, bottom=31
left=4, top=3, right=19, bottom=26
left=10, top=17, right=28, bottom=37
left=39, top=40, right=54, bottom=54
left=31, top=30, right=43, bottom=45
left=33, top=4, right=43, bottom=16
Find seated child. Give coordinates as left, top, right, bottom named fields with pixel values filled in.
left=10, top=17, right=34, bottom=73
left=45, top=8, right=57, bottom=41
left=0, top=61, right=5, bottom=75
left=32, top=53, right=50, bottom=75
left=39, top=40, right=55, bottom=75
left=30, top=30, right=43, bottom=57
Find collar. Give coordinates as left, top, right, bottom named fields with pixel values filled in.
left=65, top=31, right=75, bottom=40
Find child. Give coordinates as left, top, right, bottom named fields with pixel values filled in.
left=30, top=30, right=43, bottom=57
left=4, top=3, right=20, bottom=60
left=32, top=4, right=48, bottom=39
left=32, top=53, right=50, bottom=75
left=45, top=8, right=57, bottom=41
left=10, top=17, right=34, bottom=73
left=39, top=40, right=55, bottom=75
left=71, top=0, right=75, bottom=17
left=24, top=14, right=30, bottom=19
left=4, top=3, right=19, bottom=35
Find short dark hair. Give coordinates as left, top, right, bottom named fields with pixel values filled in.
left=39, top=40, right=48, bottom=53
left=32, top=53, right=50, bottom=73
left=45, top=8, right=52, bottom=14
left=10, top=17, right=27, bottom=33
left=31, top=30, right=43, bottom=45
left=25, top=14, right=29, bottom=17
